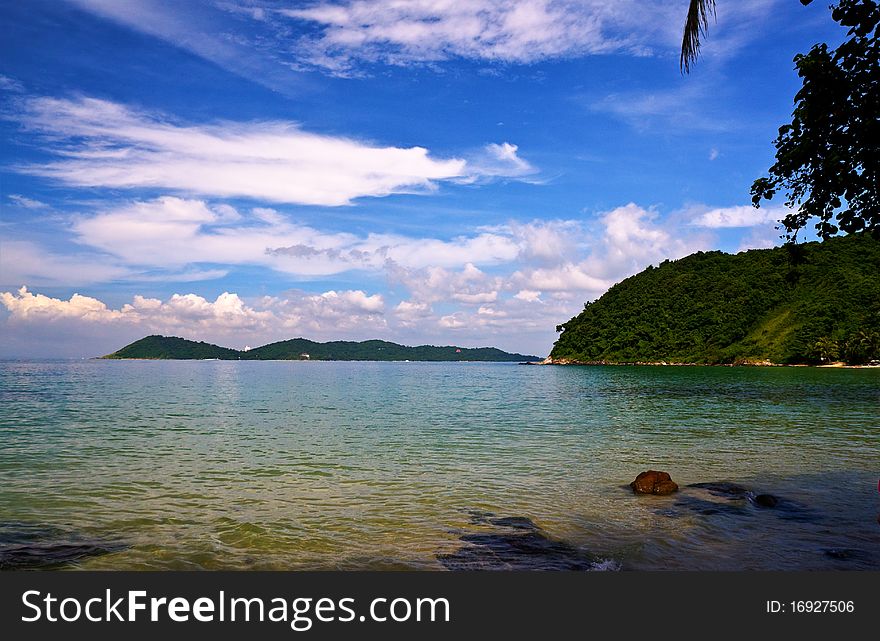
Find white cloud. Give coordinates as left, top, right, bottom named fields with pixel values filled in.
left=507, top=203, right=710, bottom=298
left=2, top=199, right=725, bottom=357
left=277, top=0, right=693, bottom=74
left=461, top=143, right=537, bottom=181
left=691, top=205, right=788, bottom=228
left=0, top=239, right=228, bottom=287
left=7, top=194, right=48, bottom=209
left=62, top=0, right=305, bottom=95
left=263, top=289, right=387, bottom=334
left=64, top=196, right=523, bottom=277
left=64, top=0, right=779, bottom=84
left=0, top=74, right=25, bottom=93
left=0, top=240, right=129, bottom=286
left=513, top=263, right=609, bottom=292
left=386, top=261, right=503, bottom=305
left=16, top=96, right=534, bottom=205
left=1, top=287, right=126, bottom=323
left=0, top=286, right=272, bottom=330
left=590, top=81, right=733, bottom=132
left=0, top=285, right=386, bottom=343
left=514, top=289, right=542, bottom=302
left=584, top=203, right=709, bottom=277
left=393, top=300, right=433, bottom=327
left=736, top=226, right=782, bottom=252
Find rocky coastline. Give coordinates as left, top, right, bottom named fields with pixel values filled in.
left=524, top=357, right=878, bottom=368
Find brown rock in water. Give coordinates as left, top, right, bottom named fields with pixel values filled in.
left=630, top=470, right=679, bottom=495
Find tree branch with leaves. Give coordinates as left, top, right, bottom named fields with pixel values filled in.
left=680, top=0, right=880, bottom=241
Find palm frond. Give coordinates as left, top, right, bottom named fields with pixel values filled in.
left=680, top=0, right=716, bottom=73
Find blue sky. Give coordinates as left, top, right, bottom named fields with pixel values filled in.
left=0, top=0, right=842, bottom=357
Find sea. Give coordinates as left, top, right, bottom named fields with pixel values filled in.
left=1, top=360, right=878, bottom=570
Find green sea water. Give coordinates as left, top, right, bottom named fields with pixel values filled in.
left=1, top=360, right=878, bottom=570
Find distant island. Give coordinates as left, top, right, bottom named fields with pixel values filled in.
left=550, top=233, right=880, bottom=365
left=103, top=335, right=539, bottom=362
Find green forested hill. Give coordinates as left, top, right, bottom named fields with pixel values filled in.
left=104, top=335, right=241, bottom=360
left=103, top=336, right=537, bottom=362
left=551, top=233, right=880, bottom=364
left=242, top=338, right=534, bottom=361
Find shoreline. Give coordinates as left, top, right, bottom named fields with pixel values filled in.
left=530, top=357, right=880, bottom=369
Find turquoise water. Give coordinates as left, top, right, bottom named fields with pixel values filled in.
left=1, top=360, right=878, bottom=570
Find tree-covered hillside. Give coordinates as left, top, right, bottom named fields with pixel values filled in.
left=103, top=335, right=240, bottom=360
left=243, top=338, right=534, bottom=361
left=103, top=336, right=537, bottom=362
left=551, top=233, right=880, bottom=364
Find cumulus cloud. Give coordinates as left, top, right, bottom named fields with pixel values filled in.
left=1, top=287, right=126, bottom=323
left=393, top=300, right=434, bottom=328
left=2, top=199, right=722, bottom=356
left=506, top=203, right=709, bottom=297
left=514, top=289, right=542, bottom=302
left=263, top=289, right=387, bottom=334
left=0, top=286, right=271, bottom=330
left=585, top=202, right=702, bottom=277
left=15, top=96, right=535, bottom=205
left=0, top=285, right=386, bottom=343
left=386, top=261, right=503, bottom=306
left=512, top=263, right=609, bottom=292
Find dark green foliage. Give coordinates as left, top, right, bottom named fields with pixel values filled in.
left=751, top=0, right=880, bottom=240
left=242, top=338, right=534, bottom=362
left=103, top=335, right=240, bottom=360
left=104, top=336, right=537, bottom=362
left=551, top=234, right=880, bottom=364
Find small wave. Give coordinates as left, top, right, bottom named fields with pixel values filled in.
left=589, top=558, right=621, bottom=571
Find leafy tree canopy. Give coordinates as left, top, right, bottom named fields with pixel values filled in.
left=751, top=0, right=880, bottom=240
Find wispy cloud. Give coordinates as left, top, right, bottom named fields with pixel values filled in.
left=65, top=196, right=523, bottom=276
left=272, top=0, right=777, bottom=75
left=691, top=205, right=789, bottom=228
left=589, top=80, right=734, bottom=132
left=277, top=0, right=641, bottom=74
left=15, top=96, right=536, bottom=205
left=0, top=74, right=25, bottom=93
left=62, top=0, right=306, bottom=94
left=6, top=194, right=48, bottom=209
left=62, top=0, right=779, bottom=82
left=0, top=240, right=129, bottom=286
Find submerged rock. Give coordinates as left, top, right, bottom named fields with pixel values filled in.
left=630, top=470, right=679, bottom=495
left=0, top=522, right=127, bottom=570
left=671, top=496, right=751, bottom=517
left=688, top=482, right=749, bottom=498
left=672, top=482, right=818, bottom=522
left=488, top=516, right=541, bottom=531
left=824, top=548, right=870, bottom=562
left=753, top=494, right=779, bottom=508
left=439, top=515, right=598, bottom=570
left=688, top=483, right=780, bottom=509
